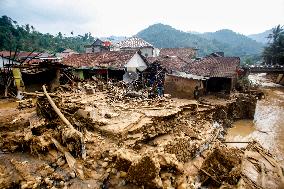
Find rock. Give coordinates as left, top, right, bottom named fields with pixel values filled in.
left=44, top=177, right=53, bottom=186
left=56, top=157, right=66, bottom=166
left=127, top=155, right=162, bottom=188
left=70, top=172, right=76, bottom=178
left=114, top=149, right=140, bottom=172
left=120, top=171, right=127, bottom=178
left=177, top=182, right=187, bottom=189
left=59, top=181, right=65, bottom=187
left=102, top=162, right=108, bottom=168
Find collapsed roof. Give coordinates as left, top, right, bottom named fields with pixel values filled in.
left=62, top=51, right=139, bottom=69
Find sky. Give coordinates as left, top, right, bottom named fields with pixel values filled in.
left=0, top=0, right=284, bottom=37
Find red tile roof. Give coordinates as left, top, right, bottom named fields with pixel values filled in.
left=159, top=48, right=197, bottom=63
left=147, top=56, right=189, bottom=72
left=183, top=56, right=240, bottom=78
left=147, top=48, right=197, bottom=72
left=62, top=51, right=137, bottom=69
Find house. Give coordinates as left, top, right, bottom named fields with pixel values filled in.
left=56, top=49, right=78, bottom=58
left=164, top=71, right=207, bottom=99
left=85, top=39, right=110, bottom=53
left=0, top=51, right=66, bottom=94
left=116, top=37, right=154, bottom=57
left=183, top=56, right=240, bottom=93
left=145, top=48, right=200, bottom=99
left=147, top=48, right=197, bottom=72
left=63, top=51, right=148, bottom=81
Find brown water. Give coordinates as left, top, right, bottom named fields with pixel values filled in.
left=226, top=87, right=284, bottom=165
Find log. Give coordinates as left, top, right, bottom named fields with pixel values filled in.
left=51, top=137, right=84, bottom=179
left=42, top=85, right=80, bottom=136
left=42, top=85, right=86, bottom=159
left=23, top=91, right=57, bottom=97
left=221, top=141, right=250, bottom=143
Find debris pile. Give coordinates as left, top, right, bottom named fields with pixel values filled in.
left=0, top=81, right=283, bottom=188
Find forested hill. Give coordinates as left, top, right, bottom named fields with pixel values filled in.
left=198, top=29, right=263, bottom=56
left=0, top=15, right=95, bottom=53
left=137, top=23, right=264, bottom=61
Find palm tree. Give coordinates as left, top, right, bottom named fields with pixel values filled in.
left=263, top=25, right=284, bottom=65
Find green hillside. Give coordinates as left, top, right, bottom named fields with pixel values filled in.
left=137, top=23, right=264, bottom=62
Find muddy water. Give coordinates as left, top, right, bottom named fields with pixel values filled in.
left=226, top=85, right=284, bottom=165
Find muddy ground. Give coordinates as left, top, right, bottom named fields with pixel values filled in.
left=0, top=81, right=283, bottom=189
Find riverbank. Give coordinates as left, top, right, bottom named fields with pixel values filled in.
left=226, top=73, right=284, bottom=166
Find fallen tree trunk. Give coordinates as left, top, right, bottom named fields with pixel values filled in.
left=51, top=137, right=84, bottom=179
left=42, top=85, right=86, bottom=159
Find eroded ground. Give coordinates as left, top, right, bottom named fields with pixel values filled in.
left=0, top=81, right=283, bottom=188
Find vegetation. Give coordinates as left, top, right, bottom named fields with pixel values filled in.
left=0, top=15, right=95, bottom=53
left=262, top=25, right=284, bottom=65
left=137, top=23, right=264, bottom=63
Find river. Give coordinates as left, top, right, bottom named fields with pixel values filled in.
left=226, top=73, right=284, bottom=165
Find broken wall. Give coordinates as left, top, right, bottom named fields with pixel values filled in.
left=164, top=74, right=203, bottom=99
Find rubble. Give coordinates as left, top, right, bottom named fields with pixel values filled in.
left=0, top=81, right=283, bottom=188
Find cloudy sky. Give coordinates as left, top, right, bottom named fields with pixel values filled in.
left=0, top=0, right=284, bottom=37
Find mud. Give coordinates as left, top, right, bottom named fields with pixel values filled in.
left=0, top=80, right=283, bottom=188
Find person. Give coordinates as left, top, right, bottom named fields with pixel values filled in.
left=194, top=86, right=199, bottom=100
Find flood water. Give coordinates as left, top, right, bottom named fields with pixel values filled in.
left=226, top=74, right=284, bottom=165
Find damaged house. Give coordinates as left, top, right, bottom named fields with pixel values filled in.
left=63, top=51, right=148, bottom=82
left=84, top=38, right=111, bottom=53
left=0, top=51, right=65, bottom=95
left=147, top=48, right=204, bottom=99
left=116, top=37, right=155, bottom=57
left=183, top=56, right=241, bottom=93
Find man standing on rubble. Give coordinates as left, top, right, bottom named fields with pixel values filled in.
left=194, top=86, right=199, bottom=100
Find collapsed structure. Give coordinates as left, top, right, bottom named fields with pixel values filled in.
left=0, top=79, right=282, bottom=188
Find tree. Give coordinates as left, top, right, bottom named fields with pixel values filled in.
left=263, top=25, right=284, bottom=65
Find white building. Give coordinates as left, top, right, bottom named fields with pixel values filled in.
left=116, top=37, right=155, bottom=57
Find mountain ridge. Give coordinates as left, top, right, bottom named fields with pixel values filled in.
left=136, top=23, right=264, bottom=61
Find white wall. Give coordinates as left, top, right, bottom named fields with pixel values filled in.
left=0, top=57, right=20, bottom=68
left=125, top=53, right=147, bottom=72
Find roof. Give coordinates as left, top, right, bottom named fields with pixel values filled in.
left=170, top=71, right=208, bottom=80
left=62, top=49, right=77, bottom=53
left=147, top=56, right=188, bottom=72
left=62, top=51, right=138, bottom=69
left=147, top=48, right=197, bottom=72
left=183, top=56, right=240, bottom=78
left=159, top=48, right=197, bottom=63
left=117, top=37, right=153, bottom=49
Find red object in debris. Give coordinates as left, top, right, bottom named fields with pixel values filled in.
left=236, top=68, right=244, bottom=75
left=103, top=41, right=112, bottom=47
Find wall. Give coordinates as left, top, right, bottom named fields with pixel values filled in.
left=120, top=47, right=154, bottom=57
left=0, top=57, right=20, bottom=68
left=85, top=47, right=93, bottom=53
left=164, top=74, right=203, bottom=99
left=125, top=53, right=147, bottom=72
